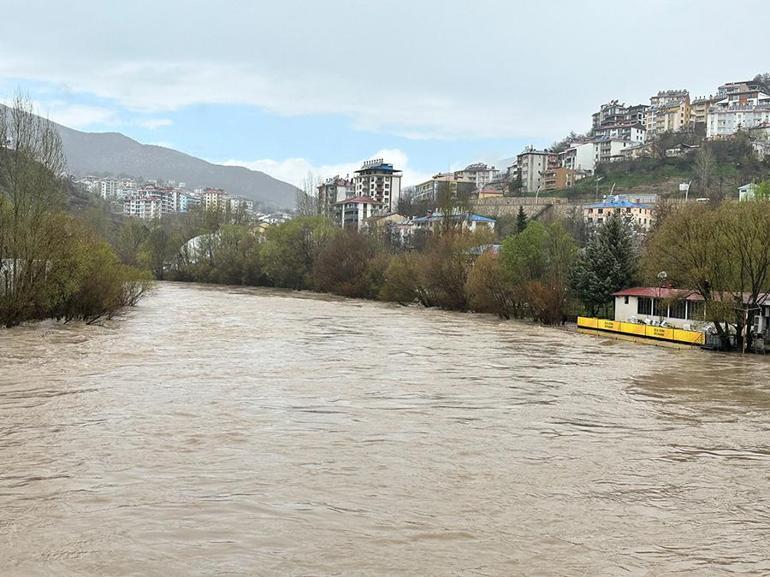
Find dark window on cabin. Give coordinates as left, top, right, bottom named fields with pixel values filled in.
left=669, top=300, right=687, bottom=319
left=624, top=296, right=629, bottom=305
left=637, top=297, right=653, bottom=315
left=688, top=301, right=705, bottom=320
left=653, top=299, right=668, bottom=317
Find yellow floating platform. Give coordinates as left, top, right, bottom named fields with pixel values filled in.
left=577, top=317, right=705, bottom=345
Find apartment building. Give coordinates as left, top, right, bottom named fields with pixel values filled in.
left=317, top=176, right=352, bottom=218
left=543, top=167, right=585, bottom=191
left=592, top=137, right=638, bottom=164
left=99, top=179, right=120, bottom=199
left=559, top=142, right=596, bottom=173
left=123, top=194, right=163, bottom=219
left=413, top=172, right=477, bottom=203
left=690, top=97, right=715, bottom=132
left=645, top=90, right=690, bottom=136
left=592, top=101, right=648, bottom=132
left=353, top=159, right=402, bottom=213
left=593, top=122, right=646, bottom=143
left=516, top=147, right=558, bottom=193
left=333, top=196, right=383, bottom=230
left=452, top=163, right=500, bottom=190
left=706, top=82, right=770, bottom=139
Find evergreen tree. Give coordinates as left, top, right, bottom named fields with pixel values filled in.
left=569, top=213, right=636, bottom=317
left=515, top=206, right=528, bottom=233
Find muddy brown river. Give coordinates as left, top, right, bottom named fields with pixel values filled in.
left=1, top=282, right=769, bottom=576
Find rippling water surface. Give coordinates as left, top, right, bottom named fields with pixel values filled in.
left=1, top=282, right=770, bottom=576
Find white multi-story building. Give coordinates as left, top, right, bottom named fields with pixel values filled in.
left=333, top=196, right=383, bottom=230
left=559, top=142, right=596, bottom=173
left=352, top=159, right=402, bottom=213
left=123, top=194, right=163, bottom=219
left=706, top=85, right=770, bottom=139
left=707, top=105, right=770, bottom=138
left=100, top=179, right=120, bottom=199
left=592, top=137, right=638, bottom=164
left=593, top=123, right=646, bottom=143
left=516, top=147, right=557, bottom=193
left=228, top=197, right=254, bottom=214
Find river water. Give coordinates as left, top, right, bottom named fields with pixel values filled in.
left=1, top=282, right=769, bottom=576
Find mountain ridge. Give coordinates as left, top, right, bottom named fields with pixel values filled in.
left=52, top=121, right=299, bottom=209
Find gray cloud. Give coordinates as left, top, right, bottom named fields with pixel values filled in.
left=1, top=0, right=768, bottom=140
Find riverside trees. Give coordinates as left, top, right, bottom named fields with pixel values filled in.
left=644, top=201, right=770, bottom=351
left=0, top=96, right=149, bottom=327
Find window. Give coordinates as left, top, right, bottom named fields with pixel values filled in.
left=637, top=297, right=653, bottom=315
left=653, top=299, right=668, bottom=317
left=688, top=300, right=705, bottom=320
left=669, top=300, right=687, bottom=319
left=624, top=296, right=629, bottom=305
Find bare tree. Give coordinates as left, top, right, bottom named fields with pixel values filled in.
left=694, top=145, right=717, bottom=201
left=0, top=94, right=66, bottom=324
left=295, top=171, right=319, bottom=216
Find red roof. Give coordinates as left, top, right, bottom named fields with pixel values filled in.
left=614, top=287, right=770, bottom=305
left=613, top=287, right=703, bottom=301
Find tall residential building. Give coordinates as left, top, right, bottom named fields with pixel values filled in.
left=352, top=159, right=402, bottom=213
left=690, top=97, right=715, bottom=132
left=559, top=142, right=596, bottom=173
left=516, top=147, right=558, bottom=193
left=203, top=188, right=228, bottom=211
left=317, top=176, right=352, bottom=218
left=123, top=194, right=163, bottom=219
left=592, top=101, right=648, bottom=132
left=645, top=90, right=690, bottom=136
left=706, top=80, right=770, bottom=139
left=100, top=179, right=119, bottom=199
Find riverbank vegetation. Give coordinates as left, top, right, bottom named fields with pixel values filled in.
left=0, top=97, right=150, bottom=328
left=100, top=192, right=770, bottom=353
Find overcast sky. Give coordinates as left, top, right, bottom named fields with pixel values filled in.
left=1, top=0, right=769, bottom=186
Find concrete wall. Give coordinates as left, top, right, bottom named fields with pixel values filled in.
left=471, top=197, right=582, bottom=219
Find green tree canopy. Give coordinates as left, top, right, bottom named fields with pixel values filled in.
left=569, top=213, right=636, bottom=317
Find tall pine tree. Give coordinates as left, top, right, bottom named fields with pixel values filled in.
left=515, top=206, right=528, bottom=233
left=570, top=213, right=636, bottom=317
